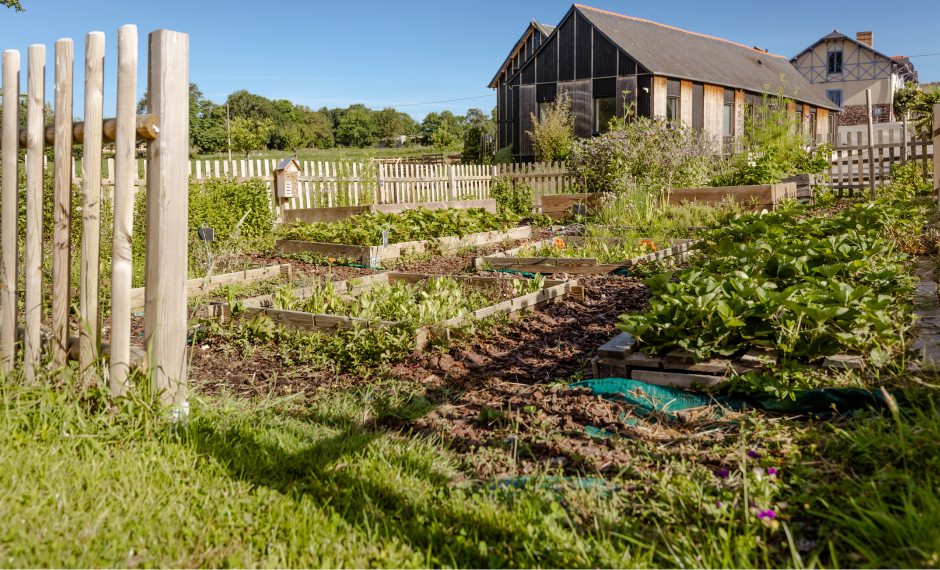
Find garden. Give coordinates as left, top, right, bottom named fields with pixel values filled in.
left=2, top=86, right=940, bottom=568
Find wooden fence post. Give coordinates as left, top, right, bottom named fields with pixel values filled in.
left=24, top=44, right=45, bottom=382
left=934, top=104, right=939, bottom=206
left=52, top=38, right=73, bottom=367
left=79, top=32, right=105, bottom=384
left=866, top=89, right=876, bottom=199
left=902, top=113, right=909, bottom=163
left=110, top=24, right=138, bottom=396
left=144, top=29, right=189, bottom=413
left=447, top=164, right=456, bottom=200
left=0, top=50, right=19, bottom=373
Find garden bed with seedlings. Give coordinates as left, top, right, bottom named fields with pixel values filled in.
left=476, top=235, right=700, bottom=275
left=203, top=271, right=583, bottom=351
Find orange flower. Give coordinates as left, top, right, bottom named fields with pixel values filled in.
left=639, top=240, right=657, bottom=252
left=553, top=237, right=566, bottom=250
left=328, top=257, right=336, bottom=263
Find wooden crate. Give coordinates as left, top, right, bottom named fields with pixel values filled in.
left=590, top=332, right=863, bottom=388
left=204, top=271, right=583, bottom=351
left=276, top=225, right=531, bottom=268
left=781, top=173, right=815, bottom=200
left=475, top=236, right=700, bottom=275
left=281, top=198, right=497, bottom=224
left=669, top=183, right=796, bottom=210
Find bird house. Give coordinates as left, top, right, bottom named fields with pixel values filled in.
left=274, top=157, right=301, bottom=198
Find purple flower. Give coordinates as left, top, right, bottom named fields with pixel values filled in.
left=757, top=509, right=776, bottom=520
left=747, top=451, right=762, bottom=459
left=767, top=467, right=778, bottom=476
left=716, top=500, right=723, bottom=507
left=716, top=469, right=729, bottom=478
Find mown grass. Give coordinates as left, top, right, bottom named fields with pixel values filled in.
left=193, top=145, right=449, bottom=164
left=2, top=365, right=940, bottom=568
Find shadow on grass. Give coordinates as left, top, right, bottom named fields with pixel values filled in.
left=187, top=402, right=580, bottom=568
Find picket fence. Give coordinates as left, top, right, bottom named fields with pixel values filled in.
left=61, top=156, right=578, bottom=217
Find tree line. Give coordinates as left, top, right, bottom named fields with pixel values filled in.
left=140, top=84, right=498, bottom=156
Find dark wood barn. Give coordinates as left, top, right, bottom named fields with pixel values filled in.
left=490, top=4, right=842, bottom=162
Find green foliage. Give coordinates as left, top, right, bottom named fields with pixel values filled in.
left=527, top=92, right=574, bottom=163
left=188, top=177, right=276, bottom=249
left=281, top=207, right=511, bottom=246
left=492, top=144, right=514, bottom=165
left=488, top=177, right=532, bottom=218
left=881, top=160, right=935, bottom=201
left=713, top=83, right=831, bottom=186
left=1, top=0, right=23, bottom=11
left=336, top=106, right=378, bottom=148
left=893, top=82, right=921, bottom=117
left=228, top=115, right=275, bottom=158
left=618, top=200, right=926, bottom=364
left=909, top=86, right=940, bottom=139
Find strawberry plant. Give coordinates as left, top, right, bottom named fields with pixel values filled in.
left=617, top=199, right=927, bottom=365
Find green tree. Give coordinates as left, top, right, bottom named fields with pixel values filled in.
left=335, top=107, right=377, bottom=148
left=228, top=116, right=274, bottom=159
left=910, top=86, right=940, bottom=140
left=373, top=107, right=403, bottom=147
left=2, top=0, right=23, bottom=11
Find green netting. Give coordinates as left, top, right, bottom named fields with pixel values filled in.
left=571, top=378, right=908, bottom=419
left=480, top=269, right=538, bottom=278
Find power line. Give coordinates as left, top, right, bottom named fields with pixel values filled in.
left=906, top=53, right=940, bottom=58
left=367, top=94, right=494, bottom=109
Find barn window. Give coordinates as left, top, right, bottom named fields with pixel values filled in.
left=538, top=101, right=550, bottom=121
left=595, top=97, right=616, bottom=133
left=827, top=51, right=842, bottom=74
left=722, top=102, right=733, bottom=136
left=666, top=97, right=679, bottom=121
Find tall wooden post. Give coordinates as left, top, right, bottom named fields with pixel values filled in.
left=934, top=104, right=939, bottom=207
left=902, top=112, right=909, bottom=163
left=865, top=89, right=876, bottom=199
left=23, top=45, right=45, bottom=382
left=52, top=39, right=73, bottom=367
left=79, top=32, right=105, bottom=385
left=144, top=29, right=189, bottom=413
left=110, top=24, right=138, bottom=396
left=0, top=50, right=19, bottom=373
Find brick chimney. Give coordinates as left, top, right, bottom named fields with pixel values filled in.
left=856, top=31, right=873, bottom=47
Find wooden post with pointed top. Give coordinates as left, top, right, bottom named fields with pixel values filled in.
left=52, top=38, right=74, bottom=368
left=866, top=89, right=876, bottom=199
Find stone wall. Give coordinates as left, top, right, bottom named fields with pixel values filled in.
left=840, top=103, right=893, bottom=126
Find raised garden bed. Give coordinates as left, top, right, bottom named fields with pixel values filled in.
left=129, top=264, right=291, bottom=311
left=540, top=192, right=603, bottom=220
left=669, top=182, right=796, bottom=210
left=475, top=236, right=700, bottom=275
left=276, top=226, right=532, bottom=268
left=590, top=332, right=865, bottom=388
left=282, top=198, right=497, bottom=224
left=205, top=271, right=583, bottom=351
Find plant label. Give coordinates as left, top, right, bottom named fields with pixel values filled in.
left=197, top=226, right=215, bottom=242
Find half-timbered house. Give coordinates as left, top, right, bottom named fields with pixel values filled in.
left=789, top=31, right=917, bottom=125
left=491, top=4, right=841, bottom=162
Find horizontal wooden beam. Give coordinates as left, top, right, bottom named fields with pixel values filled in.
left=0, top=112, right=158, bottom=149
left=16, top=326, right=147, bottom=370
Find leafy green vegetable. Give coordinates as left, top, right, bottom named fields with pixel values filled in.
left=280, top=207, right=513, bottom=246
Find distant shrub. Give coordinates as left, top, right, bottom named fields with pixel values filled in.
left=493, top=145, right=513, bottom=164
left=568, top=116, right=717, bottom=191
left=527, top=93, right=574, bottom=163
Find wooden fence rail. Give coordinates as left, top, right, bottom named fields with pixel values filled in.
left=0, top=26, right=190, bottom=411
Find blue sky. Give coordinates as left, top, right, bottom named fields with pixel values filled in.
left=2, top=0, right=937, bottom=121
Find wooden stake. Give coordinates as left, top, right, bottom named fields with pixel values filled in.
left=934, top=104, right=940, bottom=206
left=144, top=29, right=189, bottom=410
left=866, top=89, right=876, bottom=199
left=79, top=32, right=105, bottom=385
left=24, top=44, right=45, bottom=382
left=902, top=112, right=908, bottom=163
left=110, top=24, right=138, bottom=396
left=52, top=38, right=73, bottom=368
left=0, top=50, right=19, bottom=372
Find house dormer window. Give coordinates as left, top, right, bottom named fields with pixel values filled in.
left=828, top=50, right=843, bottom=74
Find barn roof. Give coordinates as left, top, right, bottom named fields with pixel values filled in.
left=504, top=5, right=840, bottom=111
left=487, top=21, right=554, bottom=89
left=574, top=5, right=840, bottom=111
